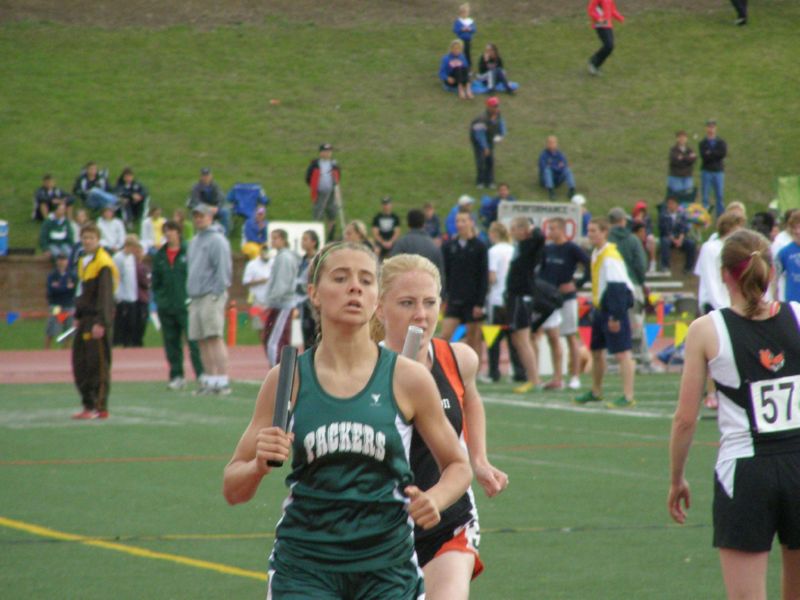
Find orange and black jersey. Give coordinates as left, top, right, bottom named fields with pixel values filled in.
left=410, top=338, right=475, bottom=541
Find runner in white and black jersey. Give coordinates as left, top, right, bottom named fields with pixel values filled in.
left=375, top=253, right=508, bottom=600
left=668, top=229, right=800, bottom=600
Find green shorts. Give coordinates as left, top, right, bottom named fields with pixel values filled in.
left=267, top=556, right=424, bottom=600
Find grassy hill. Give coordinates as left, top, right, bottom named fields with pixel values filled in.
left=1, top=1, right=798, bottom=249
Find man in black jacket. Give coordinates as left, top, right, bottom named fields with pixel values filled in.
left=699, top=120, right=727, bottom=215
left=505, top=216, right=546, bottom=393
left=442, top=209, right=488, bottom=358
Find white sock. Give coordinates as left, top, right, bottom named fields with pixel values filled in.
left=219, top=375, right=229, bottom=387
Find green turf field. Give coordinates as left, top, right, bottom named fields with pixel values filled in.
left=0, top=374, right=786, bottom=599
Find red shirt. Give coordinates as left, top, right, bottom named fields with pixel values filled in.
left=587, top=0, right=624, bottom=28
left=166, top=246, right=179, bottom=266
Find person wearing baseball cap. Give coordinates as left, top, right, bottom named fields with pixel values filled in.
left=699, top=119, right=728, bottom=216
left=470, top=96, right=506, bottom=189
left=305, top=143, right=341, bottom=240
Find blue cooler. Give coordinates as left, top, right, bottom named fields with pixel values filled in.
left=0, top=220, right=8, bottom=256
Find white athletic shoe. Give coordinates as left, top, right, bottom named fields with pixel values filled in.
left=568, top=376, right=581, bottom=390
left=587, top=62, right=599, bottom=76
left=167, top=377, right=186, bottom=391
left=477, top=374, right=494, bottom=385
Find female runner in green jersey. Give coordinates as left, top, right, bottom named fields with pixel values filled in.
left=224, top=242, right=472, bottom=599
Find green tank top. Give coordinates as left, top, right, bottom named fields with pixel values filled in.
left=271, top=345, right=416, bottom=572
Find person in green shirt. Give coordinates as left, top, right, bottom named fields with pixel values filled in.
left=223, top=241, right=472, bottom=599
left=151, top=220, right=203, bottom=390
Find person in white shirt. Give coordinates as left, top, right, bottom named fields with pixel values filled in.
left=112, top=235, right=140, bottom=347
left=485, top=222, right=519, bottom=382
left=242, top=245, right=273, bottom=324
left=98, top=206, right=126, bottom=254
left=693, top=213, right=746, bottom=409
left=140, top=206, right=166, bottom=255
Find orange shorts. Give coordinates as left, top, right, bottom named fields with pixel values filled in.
left=433, top=521, right=484, bottom=580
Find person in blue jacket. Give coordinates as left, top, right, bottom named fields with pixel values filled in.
left=470, top=97, right=506, bottom=188
left=538, top=135, right=577, bottom=200
left=452, top=3, right=477, bottom=66
left=439, top=39, right=473, bottom=100
left=479, top=182, right=515, bottom=230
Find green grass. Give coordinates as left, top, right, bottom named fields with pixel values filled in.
left=2, top=3, right=799, bottom=250
left=0, top=375, right=787, bottom=598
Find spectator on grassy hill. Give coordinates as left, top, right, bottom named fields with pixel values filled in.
left=188, top=167, right=229, bottom=235
left=73, top=162, right=115, bottom=211
left=477, top=43, right=513, bottom=94
left=730, top=0, right=748, bottom=25
left=115, top=167, right=148, bottom=227
left=609, top=207, right=651, bottom=371
left=371, top=196, right=401, bottom=260
left=140, top=206, right=166, bottom=256
left=241, top=206, right=268, bottom=260
left=305, top=143, right=341, bottom=241
left=587, top=0, right=625, bottom=76
left=71, top=221, right=118, bottom=420
left=440, top=39, right=472, bottom=100
left=390, top=209, right=444, bottom=282
left=187, top=202, right=232, bottom=395
left=538, top=136, right=577, bottom=200
left=776, top=211, right=800, bottom=303
left=699, top=120, right=728, bottom=216
left=295, top=230, right=320, bottom=351
left=33, top=174, right=70, bottom=221
left=452, top=2, right=476, bottom=67
left=471, top=97, right=505, bottom=188
left=261, top=229, right=299, bottom=366
left=658, top=196, right=696, bottom=273
left=39, top=201, right=74, bottom=259
left=575, top=217, right=636, bottom=408
left=538, top=217, right=591, bottom=390
left=422, top=202, right=443, bottom=246
left=68, top=209, right=90, bottom=271
left=44, top=253, right=77, bottom=349
left=479, top=182, right=515, bottom=230
left=343, top=219, right=373, bottom=250
left=112, top=235, right=140, bottom=348
left=631, top=200, right=658, bottom=273
left=152, top=220, right=203, bottom=391
left=98, top=205, right=126, bottom=254
left=667, top=130, right=697, bottom=200
left=442, top=209, right=488, bottom=365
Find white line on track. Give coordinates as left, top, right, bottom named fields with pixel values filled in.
left=490, top=453, right=664, bottom=481
left=483, top=395, right=671, bottom=419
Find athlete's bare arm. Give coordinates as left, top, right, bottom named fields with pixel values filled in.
left=668, top=315, right=716, bottom=523
left=394, top=356, right=472, bottom=530
left=452, top=342, right=509, bottom=497
left=223, top=365, right=294, bottom=505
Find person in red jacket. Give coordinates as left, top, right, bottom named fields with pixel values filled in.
left=305, top=143, right=341, bottom=240
left=587, top=0, right=624, bottom=76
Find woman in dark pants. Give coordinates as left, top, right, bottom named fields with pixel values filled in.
left=587, top=0, right=625, bottom=76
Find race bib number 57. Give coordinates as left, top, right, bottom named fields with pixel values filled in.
left=750, top=375, right=800, bottom=433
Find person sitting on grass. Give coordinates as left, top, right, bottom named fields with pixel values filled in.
left=477, top=43, right=513, bottom=94
left=538, top=135, right=576, bottom=200
left=575, top=217, right=636, bottom=409
left=33, top=174, right=71, bottom=222
left=115, top=167, right=149, bottom=227
left=439, top=39, right=473, bottom=100
left=658, top=196, right=696, bottom=274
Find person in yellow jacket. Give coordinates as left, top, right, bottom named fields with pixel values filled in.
left=575, top=217, right=637, bottom=408
left=71, top=222, right=119, bottom=420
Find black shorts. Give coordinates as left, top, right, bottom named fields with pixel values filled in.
left=713, top=453, right=800, bottom=552
left=505, top=295, right=533, bottom=332
left=444, top=302, right=484, bottom=324
left=590, top=309, right=632, bottom=354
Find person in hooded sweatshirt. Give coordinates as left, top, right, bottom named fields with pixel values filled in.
left=187, top=203, right=232, bottom=395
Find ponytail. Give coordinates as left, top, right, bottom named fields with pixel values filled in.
left=720, top=229, right=772, bottom=318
